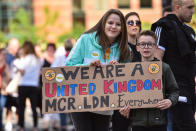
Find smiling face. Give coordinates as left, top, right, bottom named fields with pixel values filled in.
left=137, top=35, right=157, bottom=61
left=104, top=13, right=122, bottom=43
left=126, top=15, right=141, bottom=37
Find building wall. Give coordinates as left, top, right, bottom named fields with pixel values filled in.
left=85, top=0, right=162, bottom=30
left=33, top=0, right=72, bottom=42
left=33, top=0, right=162, bottom=41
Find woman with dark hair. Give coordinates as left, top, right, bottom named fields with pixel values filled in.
left=125, top=12, right=142, bottom=62
left=15, top=41, right=42, bottom=131
left=112, top=11, right=142, bottom=131
left=65, top=9, right=131, bottom=131
left=37, top=43, right=56, bottom=116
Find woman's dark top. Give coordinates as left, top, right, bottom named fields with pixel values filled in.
left=128, top=42, right=141, bottom=62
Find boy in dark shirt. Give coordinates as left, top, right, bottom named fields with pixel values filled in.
left=120, top=30, right=179, bottom=131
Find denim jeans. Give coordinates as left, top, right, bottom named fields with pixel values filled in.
left=60, top=113, right=66, bottom=126
left=167, top=109, right=172, bottom=131
left=0, top=94, right=7, bottom=129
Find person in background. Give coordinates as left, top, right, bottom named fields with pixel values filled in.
left=4, top=49, right=24, bottom=131
left=34, top=44, right=43, bottom=59
left=163, top=5, right=173, bottom=17
left=151, top=0, right=196, bottom=130
left=15, top=41, right=42, bottom=131
left=112, top=11, right=141, bottom=131
left=42, top=43, right=56, bottom=67
left=161, top=5, right=174, bottom=131
left=125, top=12, right=141, bottom=62
left=65, top=9, right=131, bottom=131
left=37, top=43, right=56, bottom=116
left=0, top=48, right=11, bottom=131
left=51, top=38, right=74, bottom=67
left=6, top=38, right=20, bottom=66
left=4, top=38, right=20, bottom=131
left=41, top=43, right=59, bottom=131
left=51, top=38, right=74, bottom=131
left=120, top=30, right=179, bottom=131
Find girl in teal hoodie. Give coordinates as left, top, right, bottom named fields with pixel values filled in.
left=65, top=9, right=131, bottom=131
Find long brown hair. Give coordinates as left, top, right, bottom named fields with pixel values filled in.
left=22, top=41, right=36, bottom=57
left=85, top=9, right=131, bottom=62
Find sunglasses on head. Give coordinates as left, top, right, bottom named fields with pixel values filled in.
left=127, top=20, right=141, bottom=26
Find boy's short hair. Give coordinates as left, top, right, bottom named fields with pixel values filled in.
left=137, top=30, right=157, bottom=44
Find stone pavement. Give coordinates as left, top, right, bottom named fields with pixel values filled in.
left=2, top=99, right=74, bottom=131
left=2, top=100, right=196, bottom=131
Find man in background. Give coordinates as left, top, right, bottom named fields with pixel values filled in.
left=6, top=38, right=20, bottom=66
left=151, top=0, right=196, bottom=130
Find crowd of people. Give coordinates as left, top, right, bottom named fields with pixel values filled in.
left=0, top=38, right=75, bottom=131
left=0, top=0, right=196, bottom=131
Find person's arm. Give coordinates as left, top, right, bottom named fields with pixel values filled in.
left=13, top=58, right=25, bottom=75
left=152, top=26, right=167, bottom=60
left=156, top=63, right=179, bottom=110
left=51, top=56, right=62, bottom=67
left=163, top=63, right=179, bottom=106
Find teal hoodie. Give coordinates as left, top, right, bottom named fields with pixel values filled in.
left=66, top=32, right=130, bottom=115
left=66, top=31, right=122, bottom=66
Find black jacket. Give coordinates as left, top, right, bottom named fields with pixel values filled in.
left=128, top=42, right=141, bottom=62
left=151, top=14, right=195, bottom=103
left=130, top=61, right=179, bottom=126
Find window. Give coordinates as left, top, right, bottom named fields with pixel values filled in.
left=140, top=0, right=152, bottom=8
left=0, top=0, right=33, bottom=30
left=118, top=0, right=130, bottom=9
left=94, top=0, right=108, bottom=10
left=73, top=0, right=83, bottom=12
left=73, top=0, right=85, bottom=27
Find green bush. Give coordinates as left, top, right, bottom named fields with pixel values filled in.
left=0, top=32, right=8, bottom=47
left=142, top=22, right=151, bottom=30
left=8, top=8, right=38, bottom=45
left=57, top=22, right=85, bottom=43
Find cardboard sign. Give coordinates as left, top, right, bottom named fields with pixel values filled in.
left=42, top=61, right=163, bottom=114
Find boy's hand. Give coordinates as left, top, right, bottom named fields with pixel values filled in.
left=119, top=106, right=130, bottom=119
left=156, top=99, right=172, bottom=110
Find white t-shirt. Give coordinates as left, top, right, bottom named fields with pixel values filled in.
left=14, top=54, right=42, bottom=87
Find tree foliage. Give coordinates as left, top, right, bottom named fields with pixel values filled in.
left=37, top=6, right=59, bottom=44
left=8, top=8, right=38, bottom=45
